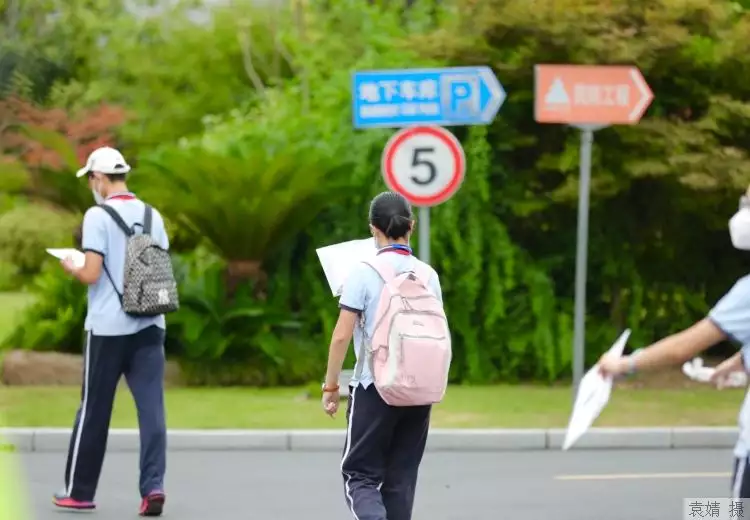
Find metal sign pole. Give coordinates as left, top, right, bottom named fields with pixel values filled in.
left=418, top=206, right=430, bottom=263
left=572, top=125, right=596, bottom=396
left=532, top=65, right=653, bottom=398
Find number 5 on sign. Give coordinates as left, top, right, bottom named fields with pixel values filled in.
left=380, top=126, right=466, bottom=263
left=411, top=148, right=438, bottom=186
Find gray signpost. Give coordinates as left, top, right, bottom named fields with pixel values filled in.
left=572, top=123, right=605, bottom=389
left=534, top=64, right=653, bottom=393
left=418, top=206, right=431, bottom=263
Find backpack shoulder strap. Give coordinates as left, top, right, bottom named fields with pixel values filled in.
left=414, top=262, right=432, bottom=284
left=98, top=204, right=134, bottom=237
left=353, top=256, right=395, bottom=383
left=94, top=204, right=128, bottom=306
left=362, top=255, right=396, bottom=283
left=143, top=204, right=153, bottom=235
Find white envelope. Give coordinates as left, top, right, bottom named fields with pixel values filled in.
left=315, top=238, right=378, bottom=297
left=562, top=329, right=631, bottom=451
left=46, top=248, right=86, bottom=269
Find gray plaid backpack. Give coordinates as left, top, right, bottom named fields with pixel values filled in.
left=99, top=203, right=179, bottom=316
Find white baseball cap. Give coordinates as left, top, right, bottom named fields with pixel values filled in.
left=76, top=147, right=131, bottom=178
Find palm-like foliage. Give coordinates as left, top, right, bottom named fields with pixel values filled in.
left=135, top=140, right=352, bottom=264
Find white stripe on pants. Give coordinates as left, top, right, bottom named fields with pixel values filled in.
left=340, top=385, right=360, bottom=520
left=66, top=331, right=91, bottom=496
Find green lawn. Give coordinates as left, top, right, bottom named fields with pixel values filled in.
left=0, top=384, right=745, bottom=429
left=0, top=292, right=35, bottom=344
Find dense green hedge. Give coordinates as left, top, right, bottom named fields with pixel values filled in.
left=0, top=203, right=79, bottom=288
left=3, top=0, right=750, bottom=384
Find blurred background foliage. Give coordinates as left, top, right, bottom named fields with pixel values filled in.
left=2, top=0, right=750, bottom=385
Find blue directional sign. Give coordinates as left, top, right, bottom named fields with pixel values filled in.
left=352, top=66, right=506, bottom=129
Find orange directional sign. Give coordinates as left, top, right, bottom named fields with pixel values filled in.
left=534, top=65, right=653, bottom=125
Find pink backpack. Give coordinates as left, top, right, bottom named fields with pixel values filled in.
left=354, top=256, right=452, bottom=407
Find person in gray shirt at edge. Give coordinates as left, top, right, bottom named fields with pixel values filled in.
left=53, top=147, right=169, bottom=517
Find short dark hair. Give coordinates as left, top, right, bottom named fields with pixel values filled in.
left=87, top=172, right=127, bottom=183
left=107, top=173, right=127, bottom=183
left=369, top=191, right=413, bottom=239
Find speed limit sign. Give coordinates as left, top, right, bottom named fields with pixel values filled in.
left=381, top=126, right=465, bottom=207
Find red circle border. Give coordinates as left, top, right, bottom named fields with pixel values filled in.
left=381, top=126, right=466, bottom=207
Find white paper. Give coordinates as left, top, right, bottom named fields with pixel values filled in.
left=315, top=238, right=378, bottom=297
left=562, top=329, right=631, bottom=451
left=681, top=358, right=714, bottom=383
left=682, top=357, right=747, bottom=389
left=46, top=248, right=86, bottom=268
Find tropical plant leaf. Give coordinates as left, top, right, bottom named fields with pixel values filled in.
left=136, top=141, right=353, bottom=262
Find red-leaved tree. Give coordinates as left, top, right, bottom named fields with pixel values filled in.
left=0, top=96, right=128, bottom=213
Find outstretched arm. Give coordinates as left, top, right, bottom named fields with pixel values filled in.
left=601, top=276, right=750, bottom=378
left=600, top=319, right=726, bottom=377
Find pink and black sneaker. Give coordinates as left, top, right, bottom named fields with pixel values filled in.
left=53, top=491, right=96, bottom=510
left=139, top=491, right=166, bottom=517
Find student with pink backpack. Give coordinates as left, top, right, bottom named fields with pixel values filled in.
left=321, top=191, right=452, bottom=520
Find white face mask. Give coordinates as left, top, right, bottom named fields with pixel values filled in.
left=91, top=177, right=105, bottom=204
left=92, top=189, right=104, bottom=205
left=729, top=206, right=750, bottom=250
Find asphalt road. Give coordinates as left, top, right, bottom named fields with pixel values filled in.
left=12, top=449, right=735, bottom=519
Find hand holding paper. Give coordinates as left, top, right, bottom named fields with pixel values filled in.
left=46, top=248, right=86, bottom=269
left=562, top=329, right=631, bottom=451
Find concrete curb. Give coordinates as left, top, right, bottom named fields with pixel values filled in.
left=0, top=427, right=739, bottom=452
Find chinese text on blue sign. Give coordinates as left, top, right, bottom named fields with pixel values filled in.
left=352, top=67, right=506, bottom=129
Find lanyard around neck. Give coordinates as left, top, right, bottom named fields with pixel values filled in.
left=107, top=193, right=136, bottom=201
left=377, top=244, right=412, bottom=256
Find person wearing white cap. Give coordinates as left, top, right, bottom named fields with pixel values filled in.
left=75, top=146, right=131, bottom=186
left=54, top=146, right=176, bottom=517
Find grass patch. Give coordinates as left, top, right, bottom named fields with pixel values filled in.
left=0, top=384, right=744, bottom=429
left=0, top=292, right=35, bottom=344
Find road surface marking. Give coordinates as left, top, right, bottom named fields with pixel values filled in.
left=555, top=472, right=731, bottom=481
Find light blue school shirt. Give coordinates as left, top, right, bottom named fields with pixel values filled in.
left=81, top=192, right=169, bottom=336
left=338, top=251, right=442, bottom=389
left=708, top=274, right=750, bottom=457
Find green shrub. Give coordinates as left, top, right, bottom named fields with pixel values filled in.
left=0, top=292, right=36, bottom=347
left=160, top=213, right=203, bottom=254
left=0, top=261, right=21, bottom=291
left=0, top=204, right=79, bottom=277
left=0, top=194, right=19, bottom=215
left=3, top=263, right=87, bottom=353
left=166, top=247, right=326, bottom=385
left=5, top=246, right=326, bottom=385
